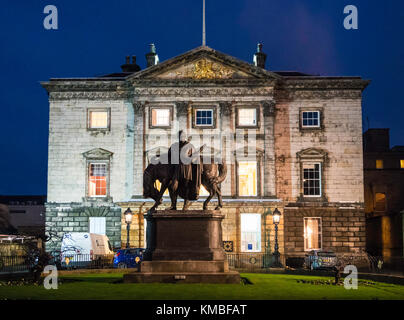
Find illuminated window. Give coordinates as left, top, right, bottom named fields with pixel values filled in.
left=89, top=111, right=109, bottom=129
left=151, top=108, right=171, bottom=127
left=154, top=180, right=169, bottom=196
left=400, top=160, right=404, bottom=169
left=302, top=111, right=320, bottom=128
left=238, top=108, right=257, bottom=127
left=376, top=160, right=383, bottom=169
left=199, top=185, right=210, bottom=196
left=238, top=161, right=257, bottom=197
left=375, top=193, right=386, bottom=212
left=241, top=214, right=261, bottom=252
left=195, top=109, right=213, bottom=126
left=88, top=163, right=107, bottom=197
left=304, top=218, right=322, bottom=251
left=303, top=163, right=321, bottom=197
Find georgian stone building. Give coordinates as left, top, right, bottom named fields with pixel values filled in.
left=42, top=45, right=370, bottom=261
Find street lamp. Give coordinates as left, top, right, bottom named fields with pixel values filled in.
left=124, top=208, right=133, bottom=249
left=271, top=208, right=283, bottom=268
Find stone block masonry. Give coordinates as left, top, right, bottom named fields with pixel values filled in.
left=45, top=202, right=122, bottom=252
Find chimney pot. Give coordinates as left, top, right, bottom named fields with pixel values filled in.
left=146, top=43, right=159, bottom=67
left=253, top=43, right=268, bottom=69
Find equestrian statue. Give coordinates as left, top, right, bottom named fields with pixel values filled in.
left=143, top=131, right=227, bottom=212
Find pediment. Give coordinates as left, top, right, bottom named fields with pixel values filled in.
left=297, top=148, right=328, bottom=160
left=130, top=46, right=280, bottom=81
left=83, top=148, right=113, bottom=159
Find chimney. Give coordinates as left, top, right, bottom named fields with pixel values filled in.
left=121, top=55, right=141, bottom=73
left=253, top=43, right=267, bottom=69
left=146, top=43, right=159, bottom=67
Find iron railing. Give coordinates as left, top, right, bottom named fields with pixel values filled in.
left=0, top=256, right=33, bottom=273
left=226, top=253, right=274, bottom=271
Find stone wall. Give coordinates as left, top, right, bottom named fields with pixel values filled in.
left=45, top=202, right=122, bottom=252
left=47, top=99, right=134, bottom=203
left=283, top=206, right=366, bottom=257
left=275, top=93, right=364, bottom=204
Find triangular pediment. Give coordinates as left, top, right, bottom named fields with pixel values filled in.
left=130, top=46, right=280, bottom=81
left=83, top=148, right=113, bottom=159
left=297, top=148, right=328, bottom=160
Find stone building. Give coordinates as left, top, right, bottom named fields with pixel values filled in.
left=41, top=44, right=370, bottom=262
left=364, top=129, right=404, bottom=259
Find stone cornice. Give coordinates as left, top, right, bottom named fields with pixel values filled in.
left=41, top=80, right=132, bottom=101
left=279, top=77, right=370, bottom=91
left=133, top=86, right=274, bottom=97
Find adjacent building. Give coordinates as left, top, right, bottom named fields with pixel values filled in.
left=364, top=129, right=404, bottom=260
left=41, top=44, right=370, bottom=262
left=0, top=195, right=46, bottom=236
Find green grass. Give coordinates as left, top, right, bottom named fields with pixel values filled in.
left=0, top=273, right=403, bottom=300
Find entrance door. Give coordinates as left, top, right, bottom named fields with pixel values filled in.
left=89, top=217, right=106, bottom=235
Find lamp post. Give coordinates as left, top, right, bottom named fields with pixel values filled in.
left=271, top=208, right=283, bottom=268
left=124, top=208, right=133, bottom=249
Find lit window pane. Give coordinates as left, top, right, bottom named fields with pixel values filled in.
left=199, top=185, right=209, bottom=196
left=151, top=108, right=170, bottom=127
left=375, top=193, right=386, bottom=212
left=304, top=218, right=322, bottom=251
left=238, top=108, right=257, bottom=126
left=89, top=163, right=107, bottom=196
left=89, top=111, right=108, bottom=129
left=401, top=160, right=404, bottom=169
left=241, top=214, right=261, bottom=252
left=238, top=161, right=257, bottom=197
left=303, top=163, right=321, bottom=197
left=154, top=180, right=169, bottom=196
left=376, top=160, right=383, bottom=169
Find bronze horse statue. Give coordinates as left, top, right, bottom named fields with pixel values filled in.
left=143, top=156, right=227, bottom=212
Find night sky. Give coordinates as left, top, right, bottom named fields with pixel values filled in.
left=0, top=0, right=403, bottom=195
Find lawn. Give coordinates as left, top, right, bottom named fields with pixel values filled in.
left=0, top=273, right=403, bottom=300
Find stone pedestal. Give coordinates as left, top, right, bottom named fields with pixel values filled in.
left=123, top=210, right=240, bottom=284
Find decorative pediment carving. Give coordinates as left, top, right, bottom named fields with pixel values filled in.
left=83, top=148, right=113, bottom=159
left=156, top=58, right=248, bottom=80
left=297, top=148, right=328, bottom=161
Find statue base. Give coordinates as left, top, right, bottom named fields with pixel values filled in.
left=123, top=210, right=240, bottom=284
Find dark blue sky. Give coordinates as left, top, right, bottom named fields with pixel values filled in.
left=0, top=0, right=403, bottom=195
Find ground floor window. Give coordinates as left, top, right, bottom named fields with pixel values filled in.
left=304, top=217, right=322, bottom=251
left=238, top=161, right=258, bottom=197
left=241, top=214, right=261, bottom=252
left=89, top=217, right=106, bottom=235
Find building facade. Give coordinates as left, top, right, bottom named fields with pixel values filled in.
left=364, top=129, right=404, bottom=260
left=0, top=195, right=46, bottom=236
left=42, top=45, right=370, bottom=262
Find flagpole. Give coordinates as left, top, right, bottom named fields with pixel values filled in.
left=202, top=0, right=206, bottom=46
